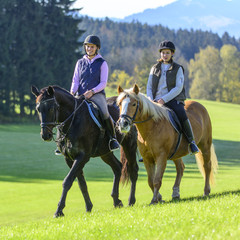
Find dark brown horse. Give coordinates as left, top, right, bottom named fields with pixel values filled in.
left=31, top=85, right=138, bottom=217
left=117, top=84, right=218, bottom=204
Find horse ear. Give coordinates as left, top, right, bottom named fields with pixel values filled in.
left=47, top=86, right=54, bottom=97
left=117, top=85, right=124, bottom=94
left=31, top=85, right=40, bottom=97
left=133, top=84, right=139, bottom=95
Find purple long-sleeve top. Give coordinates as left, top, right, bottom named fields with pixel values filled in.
left=70, top=54, right=108, bottom=94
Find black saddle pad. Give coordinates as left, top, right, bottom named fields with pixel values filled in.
left=86, top=100, right=105, bottom=126
left=168, top=109, right=182, bottom=134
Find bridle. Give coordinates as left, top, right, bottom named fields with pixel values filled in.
left=38, top=95, right=85, bottom=141
left=119, top=99, right=152, bottom=125
left=38, top=98, right=60, bottom=131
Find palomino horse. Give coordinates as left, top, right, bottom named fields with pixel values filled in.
left=117, top=84, right=218, bottom=204
left=31, top=85, right=138, bottom=217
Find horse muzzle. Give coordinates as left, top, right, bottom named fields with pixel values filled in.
left=118, top=117, right=131, bottom=133
left=41, top=126, right=53, bottom=141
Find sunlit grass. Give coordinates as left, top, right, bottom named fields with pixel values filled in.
left=0, top=100, right=239, bottom=239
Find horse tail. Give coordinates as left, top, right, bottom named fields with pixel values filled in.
left=195, top=143, right=218, bottom=185
left=120, top=147, right=130, bottom=185
left=209, top=143, right=218, bottom=185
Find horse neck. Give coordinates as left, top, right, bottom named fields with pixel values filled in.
left=56, top=93, right=76, bottom=123
left=135, top=114, right=154, bottom=137
left=134, top=108, right=154, bottom=135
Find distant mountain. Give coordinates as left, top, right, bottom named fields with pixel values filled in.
left=115, top=0, right=240, bottom=39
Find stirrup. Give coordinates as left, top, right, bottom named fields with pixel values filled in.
left=109, top=138, right=120, bottom=151
left=55, top=148, right=62, bottom=156
left=189, top=141, right=199, bottom=155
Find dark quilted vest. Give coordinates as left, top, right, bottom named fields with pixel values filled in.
left=77, top=57, right=105, bottom=95
left=151, top=61, right=186, bottom=102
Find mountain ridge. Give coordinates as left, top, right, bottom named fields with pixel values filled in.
left=114, top=0, right=240, bottom=39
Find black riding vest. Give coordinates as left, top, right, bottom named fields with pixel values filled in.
left=151, top=61, right=186, bottom=102
left=77, top=57, right=105, bottom=95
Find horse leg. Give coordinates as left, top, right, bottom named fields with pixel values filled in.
left=100, top=152, right=123, bottom=208
left=151, top=155, right=167, bottom=205
left=200, top=146, right=212, bottom=196
left=76, top=171, right=93, bottom=212
left=143, top=159, right=159, bottom=202
left=121, top=144, right=138, bottom=206
left=54, top=153, right=89, bottom=218
left=61, top=157, right=93, bottom=212
left=172, top=158, right=185, bottom=200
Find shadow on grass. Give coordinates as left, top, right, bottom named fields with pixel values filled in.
left=167, top=189, right=240, bottom=204
left=0, top=139, right=239, bottom=183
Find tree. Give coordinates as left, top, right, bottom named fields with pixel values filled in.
left=219, top=45, right=240, bottom=103
left=0, top=0, right=84, bottom=119
left=189, top=46, right=222, bottom=100
left=109, top=70, right=133, bottom=89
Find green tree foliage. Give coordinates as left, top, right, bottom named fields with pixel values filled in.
left=109, top=70, right=133, bottom=89
left=189, top=45, right=240, bottom=103
left=189, top=46, right=222, bottom=100
left=219, top=45, right=240, bottom=103
left=79, top=17, right=240, bottom=100
left=0, top=0, right=83, bottom=118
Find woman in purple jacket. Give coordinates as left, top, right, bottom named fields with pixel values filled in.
left=70, top=35, right=120, bottom=152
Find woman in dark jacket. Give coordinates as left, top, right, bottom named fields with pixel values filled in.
left=146, top=40, right=198, bottom=154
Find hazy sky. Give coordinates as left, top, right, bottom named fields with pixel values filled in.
left=73, top=0, right=177, bottom=18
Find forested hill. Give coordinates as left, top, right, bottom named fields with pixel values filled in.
left=80, top=16, right=240, bottom=68
left=79, top=17, right=240, bottom=105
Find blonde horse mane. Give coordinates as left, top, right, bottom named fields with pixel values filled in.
left=117, top=87, right=170, bottom=122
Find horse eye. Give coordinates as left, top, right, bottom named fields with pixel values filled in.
left=133, top=103, right=136, bottom=106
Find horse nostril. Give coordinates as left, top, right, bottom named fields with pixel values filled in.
left=123, top=121, right=128, bottom=128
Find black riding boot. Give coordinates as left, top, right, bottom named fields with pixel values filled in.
left=105, top=117, right=120, bottom=151
left=182, top=119, right=199, bottom=155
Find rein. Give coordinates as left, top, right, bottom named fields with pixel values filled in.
left=120, top=100, right=153, bottom=125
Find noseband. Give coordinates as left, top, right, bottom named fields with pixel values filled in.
left=120, top=100, right=139, bottom=125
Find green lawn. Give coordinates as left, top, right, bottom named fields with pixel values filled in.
left=0, top=100, right=240, bottom=239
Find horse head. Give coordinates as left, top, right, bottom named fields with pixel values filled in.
left=117, top=84, right=140, bottom=133
left=31, top=85, right=60, bottom=141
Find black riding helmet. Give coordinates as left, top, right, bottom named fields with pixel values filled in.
left=159, top=40, right=175, bottom=52
left=84, top=35, right=101, bottom=49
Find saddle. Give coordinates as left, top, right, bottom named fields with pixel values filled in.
left=168, top=109, right=182, bottom=134
left=85, top=100, right=105, bottom=129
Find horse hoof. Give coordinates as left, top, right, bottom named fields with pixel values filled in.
left=86, top=204, right=93, bottom=212
left=54, top=211, right=64, bottom=218
left=172, top=196, right=180, bottom=201
left=86, top=208, right=92, bottom=213
left=149, top=200, right=158, bottom=206
left=128, top=198, right=136, bottom=206
left=115, top=200, right=123, bottom=208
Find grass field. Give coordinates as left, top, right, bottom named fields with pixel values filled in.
left=0, top=100, right=240, bottom=239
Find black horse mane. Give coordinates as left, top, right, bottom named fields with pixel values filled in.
left=38, top=85, right=76, bottom=105
left=41, top=85, right=72, bottom=96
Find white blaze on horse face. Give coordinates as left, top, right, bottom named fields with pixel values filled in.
left=121, top=97, right=131, bottom=116
left=119, top=97, right=131, bottom=133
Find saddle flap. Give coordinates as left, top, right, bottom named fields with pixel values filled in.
left=168, top=109, right=182, bottom=134
left=85, top=100, right=105, bottom=128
